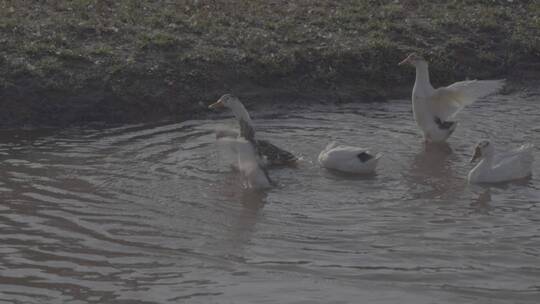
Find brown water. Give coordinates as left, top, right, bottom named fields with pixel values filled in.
left=0, top=90, right=539, bottom=304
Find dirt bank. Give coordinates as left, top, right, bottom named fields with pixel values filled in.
left=0, top=0, right=538, bottom=127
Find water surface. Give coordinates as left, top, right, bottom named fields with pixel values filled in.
left=0, top=90, right=539, bottom=303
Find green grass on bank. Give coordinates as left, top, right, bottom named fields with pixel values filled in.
left=0, top=0, right=539, bottom=126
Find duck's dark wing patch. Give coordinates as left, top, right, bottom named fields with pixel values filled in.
left=256, top=140, right=297, bottom=166
left=357, top=152, right=373, bottom=162
left=239, top=118, right=256, bottom=143
left=434, top=117, right=456, bottom=130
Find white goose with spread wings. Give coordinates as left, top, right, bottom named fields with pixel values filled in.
left=399, top=53, right=505, bottom=143
left=209, top=94, right=297, bottom=167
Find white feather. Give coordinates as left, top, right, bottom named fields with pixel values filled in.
left=430, top=79, right=505, bottom=120
left=318, top=141, right=381, bottom=174
left=405, top=56, right=505, bottom=143
left=220, top=138, right=271, bottom=189
left=468, top=142, right=534, bottom=183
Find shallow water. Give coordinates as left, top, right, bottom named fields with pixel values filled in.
left=0, top=90, right=539, bottom=304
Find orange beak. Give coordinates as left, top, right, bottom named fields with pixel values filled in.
left=398, top=56, right=411, bottom=66
left=208, top=100, right=225, bottom=110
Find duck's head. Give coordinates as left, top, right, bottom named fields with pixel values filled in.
left=209, top=94, right=253, bottom=128
left=471, top=140, right=494, bottom=163
left=398, top=52, right=427, bottom=67
left=208, top=94, right=241, bottom=110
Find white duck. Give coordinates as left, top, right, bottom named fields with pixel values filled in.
left=399, top=53, right=505, bottom=143
left=318, top=142, right=382, bottom=174
left=209, top=94, right=297, bottom=166
left=468, top=140, right=534, bottom=183
left=220, top=137, right=273, bottom=190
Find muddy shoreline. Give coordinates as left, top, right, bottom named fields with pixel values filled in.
left=1, top=1, right=538, bottom=128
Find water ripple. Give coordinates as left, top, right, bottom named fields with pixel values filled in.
left=1, top=92, right=539, bottom=303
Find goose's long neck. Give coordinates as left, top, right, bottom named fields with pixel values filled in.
left=472, top=154, right=494, bottom=174
left=414, top=61, right=431, bottom=89
left=229, top=101, right=256, bottom=141
left=469, top=146, right=496, bottom=181
left=230, top=102, right=254, bottom=127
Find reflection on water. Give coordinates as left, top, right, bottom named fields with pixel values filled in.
left=322, top=168, right=378, bottom=180
left=403, top=142, right=461, bottom=201
left=0, top=91, right=539, bottom=303
left=410, top=142, right=453, bottom=178
left=470, top=188, right=492, bottom=214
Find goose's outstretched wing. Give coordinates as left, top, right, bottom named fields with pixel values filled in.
left=430, top=79, right=505, bottom=120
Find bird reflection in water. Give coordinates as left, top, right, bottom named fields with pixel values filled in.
left=413, top=142, right=453, bottom=177
left=405, top=142, right=461, bottom=200
left=210, top=172, right=267, bottom=259
left=470, top=188, right=492, bottom=214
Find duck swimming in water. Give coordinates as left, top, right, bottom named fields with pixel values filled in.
left=468, top=140, right=534, bottom=184
left=209, top=94, right=297, bottom=167
left=318, top=141, right=382, bottom=174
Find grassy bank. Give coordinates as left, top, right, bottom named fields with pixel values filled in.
left=0, top=0, right=539, bottom=127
